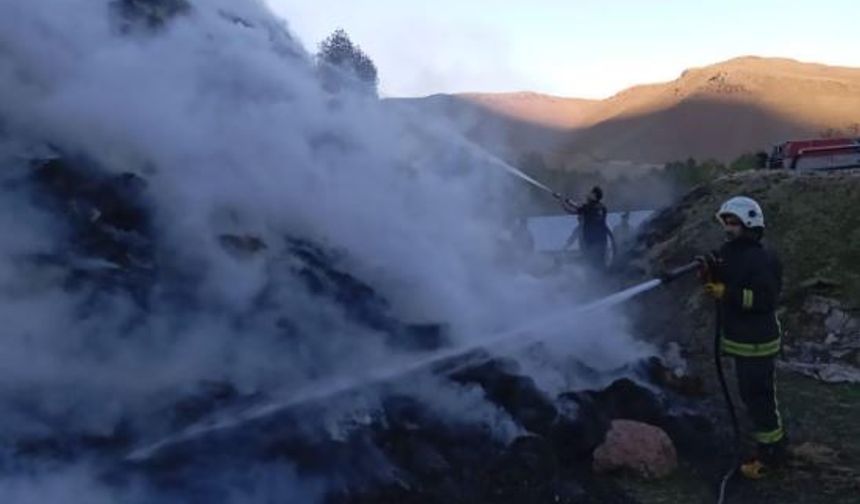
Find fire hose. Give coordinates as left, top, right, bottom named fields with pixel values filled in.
left=715, top=299, right=741, bottom=504
left=660, top=260, right=742, bottom=503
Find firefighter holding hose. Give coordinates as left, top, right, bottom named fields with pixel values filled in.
left=556, top=186, right=610, bottom=271
left=699, top=196, right=788, bottom=479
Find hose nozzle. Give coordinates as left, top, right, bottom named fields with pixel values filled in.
left=659, top=261, right=700, bottom=284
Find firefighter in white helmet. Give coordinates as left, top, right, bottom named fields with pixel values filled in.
left=698, top=196, right=787, bottom=479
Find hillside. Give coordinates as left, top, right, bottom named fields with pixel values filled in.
left=614, top=169, right=860, bottom=502
left=623, top=168, right=860, bottom=367
left=388, top=93, right=575, bottom=162
left=455, top=91, right=600, bottom=129
left=394, top=57, right=860, bottom=170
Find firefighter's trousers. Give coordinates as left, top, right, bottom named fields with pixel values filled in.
left=734, top=355, right=785, bottom=446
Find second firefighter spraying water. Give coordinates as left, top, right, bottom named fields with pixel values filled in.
left=556, top=186, right=611, bottom=271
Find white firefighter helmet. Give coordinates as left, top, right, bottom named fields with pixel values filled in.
left=716, top=196, right=765, bottom=228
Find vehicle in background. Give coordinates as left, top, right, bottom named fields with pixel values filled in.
left=766, top=138, right=860, bottom=171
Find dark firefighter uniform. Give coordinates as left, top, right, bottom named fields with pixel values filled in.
left=564, top=199, right=609, bottom=269
left=711, top=235, right=785, bottom=451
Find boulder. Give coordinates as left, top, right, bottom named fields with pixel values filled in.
left=592, top=419, right=677, bottom=479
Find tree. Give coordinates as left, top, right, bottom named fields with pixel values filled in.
left=730, top=152, right=768, bottom=172
left=661, top=157, right=730, bottom=190
left=316, top=29, right=379, bottom=96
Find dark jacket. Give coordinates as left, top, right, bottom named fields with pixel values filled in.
left=576, top=200, right=608, bottom=246
left=714, top=237, right=783, bottom=355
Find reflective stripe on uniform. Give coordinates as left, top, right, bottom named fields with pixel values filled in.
left=742, top=289, right=754, bottom=309
left=721, top=337, right=781, bottom=357
left=754, top=376, right=786, bottom=445
left=754, top=426, right=784, bottom=444
left=773, top=376, right=784, bottom=443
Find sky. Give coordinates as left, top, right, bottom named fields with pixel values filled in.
left=265, top=0, right=859, bottom=99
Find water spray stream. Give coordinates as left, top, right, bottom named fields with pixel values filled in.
left=127, top=276, right=668, bottom=462
left=398, top=106, right=559, bottom=196
left=492, top=157, right=557, bottom=195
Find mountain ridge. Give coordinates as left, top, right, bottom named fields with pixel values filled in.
left=390, top=56, right=860, bottom=168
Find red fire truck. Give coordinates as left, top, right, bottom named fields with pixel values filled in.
left=767, top=138, right=860, bottom=171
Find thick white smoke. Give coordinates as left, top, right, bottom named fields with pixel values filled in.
left=0, top=0, right=654, bottom=500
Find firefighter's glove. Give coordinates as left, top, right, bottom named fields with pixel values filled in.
left=558, top=196, right=579, bottom=213
left=695, top=251, right=720, bottom=283
left=740, top=459, right=768, bottom=480
left=703, top=282, right=726, bottom=300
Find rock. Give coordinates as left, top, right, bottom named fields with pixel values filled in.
left=592, top=419, right=677, bottom=479
left=832, top=349, right=853, bottom=359
left=805, top=295, right=837, bottom=315
left=778, top=361, right=860, bottom=384
left=798, top=277, right=843, bottom=293
left=825, top=333, right=840, bottom=346
left=825, top=309, right=851, bottom=334
left=812, top=364, right=860, bottom=383
left=790, top=442, right=840, bottom=466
